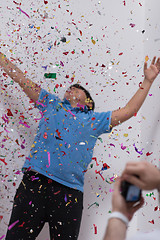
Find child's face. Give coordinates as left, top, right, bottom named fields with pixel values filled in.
left=64, top=86, right=88, bottom=107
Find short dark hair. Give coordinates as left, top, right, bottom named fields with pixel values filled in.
left=70, top=84, right=95, bottom=111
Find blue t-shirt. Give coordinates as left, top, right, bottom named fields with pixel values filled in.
left=23, top=89, right=112, bottom=192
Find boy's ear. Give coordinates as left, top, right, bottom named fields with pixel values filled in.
left=86, top=102, right=93, bottom=109
left=85, top=98, right=93, bottom=109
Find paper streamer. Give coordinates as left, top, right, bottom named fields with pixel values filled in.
left=46, top=152, right=50, bottom=167
left=8, top=220, right=19, bottom=230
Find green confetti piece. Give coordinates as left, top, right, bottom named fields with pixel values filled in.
left=88, top=202, right=99, bottom=209
left=98, top=137, right=103, bottom=143
left=44, top=73, right=56, bottom=79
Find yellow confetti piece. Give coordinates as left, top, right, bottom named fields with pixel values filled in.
left=58, top=103, right=67, bottom=112
left=145, top=55, right=149, bottom=62
left=66, top=201, right=71, bottom=206
left=123, top=133, right=128, bottom=137
left=91, top=39, right=96, bottom=45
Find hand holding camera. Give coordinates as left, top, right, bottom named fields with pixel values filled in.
left=121, top=176, right=141, bottom=202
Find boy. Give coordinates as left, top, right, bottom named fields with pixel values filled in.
left=0, top=52, right=160, bottom=240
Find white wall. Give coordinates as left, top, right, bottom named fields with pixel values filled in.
left=137, top=0, right=160, bottom=233
left=0, top=0, right=159, bottom=239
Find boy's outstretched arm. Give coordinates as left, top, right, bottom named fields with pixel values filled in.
left=111, top=56, right=160, bottom=128
left=0, top=52, right=41, bottom=103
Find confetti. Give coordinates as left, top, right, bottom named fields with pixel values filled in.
left=93, top=224, right=97, bottom=234
left=36, top=101, right=47, bottom=107
left=146, top=152, right=153, bottom=156
left=146, top=192, right=154, bottom=197
left=19, top=120, right=30, bottom=128
left=130, top=23, right=136, bottom=28
left=67, top=110, right=75, bottom=117
left=8, top=220, right=19, bottom=230
left=133, top=143, right=144, bottom=155
left=92, top=157, right=99, bottom=166
left=101, top=163, right=110, bottom=170
left=145, top=56, right=149, bottom=62
left=148, top=220, right=154, bottom=224
left=17, top=7, right=30, bottom=18
left=121, top=143, right=126, bottom=150
left=46, top=152, right=50, bottom=168
left=0, top=158, right=7, bottom=165
left=44, top=73, right=56, bottom=79
left=0, top=235, right=5, bottom=240
left=95, top=170, right=105, bottom=181
left=60, top=37, right=66, bottom=42
left=34, top=111, right=43, bottom=121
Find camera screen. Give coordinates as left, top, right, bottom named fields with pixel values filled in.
left=126, top=185, right=141, bottom=201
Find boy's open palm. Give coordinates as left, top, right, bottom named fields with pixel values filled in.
left=144, top=56, right=160, bottom=82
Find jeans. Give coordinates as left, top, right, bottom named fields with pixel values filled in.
left=5, top=170, right=83, bottom=240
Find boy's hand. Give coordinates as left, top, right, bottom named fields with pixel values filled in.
left=144, top=56, right=160, bottom=83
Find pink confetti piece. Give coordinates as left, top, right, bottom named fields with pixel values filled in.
left=77, top=103, right=85, bottom=109
left=19, top=120, right=30, bottom=128
left=110, top=176, right=115, bottom=182
left=67, top=110, right=75, bottom=117
left=2, top=114, right=9, bottom=124
left=0, top=235, right=5, bottom=240
left=17, top=7, right=30, bottom=18
left=60, top=61, right=64, bottom=67
left=31, top=176, right=39, bottom=181
left=109, top=143, right=115, bottom=147
left=121, top=143, right=126, bottom=150
left=34, top=111, right=43, bottom=121
left=46, top=152, right=50, bottom=168
left=4, top=127, right=10, bottom=133
left=36, top=101, right=47, bottom=107
left=8, top=220, right=19, bottom=230
left=109, top=188, right=114, bottom=192
left=14, top=170, right=21, bottom=175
